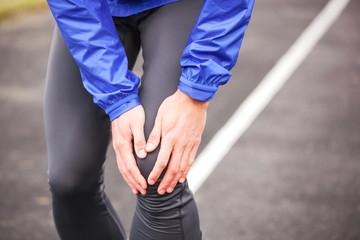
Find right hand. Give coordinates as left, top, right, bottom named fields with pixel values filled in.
left=146, top=90, right=208, bottom=195
left=111, top=105, right=147, bottom=195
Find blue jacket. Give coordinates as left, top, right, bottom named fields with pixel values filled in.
left=47, top=0, right=255, bottom=121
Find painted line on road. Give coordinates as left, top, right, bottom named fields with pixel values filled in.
left=188, top=0, right=351, bottom=193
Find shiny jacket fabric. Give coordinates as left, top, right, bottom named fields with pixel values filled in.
left=47, top=0, right=255, bottom=121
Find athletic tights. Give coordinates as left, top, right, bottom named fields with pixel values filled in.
left=44, top=0, right=203, bottom=239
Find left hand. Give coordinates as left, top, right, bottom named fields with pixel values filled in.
left=146, top=89, right=209, bottom=195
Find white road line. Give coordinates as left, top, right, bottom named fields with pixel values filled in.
left=188, top=0, right=351, bottom=193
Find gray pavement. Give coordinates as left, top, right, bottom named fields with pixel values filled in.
left=1, top=0, right=359, bottom=239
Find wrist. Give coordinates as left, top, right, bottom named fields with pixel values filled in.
left=177, top=77, right=217, bottom=101
left=176, top=89, right=209, bottom=109
left=107, top=96, right=141, bottom=121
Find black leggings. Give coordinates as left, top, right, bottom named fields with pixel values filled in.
left=44, top=0, right=203, bottom=239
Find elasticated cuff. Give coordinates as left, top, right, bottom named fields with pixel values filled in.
left=105, top=95, right=141, bottom=121
left=178, top=76, right=218, bottom=101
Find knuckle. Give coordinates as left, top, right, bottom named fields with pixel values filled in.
left=149, top=133, right=159, bottom=142
left=134, top=140, right=145, bottom=148
left=180, top=165, right=187, bottom=172
left=154, top=172, right=162, bottom=179
left=113, top=138, right=127, bottom=150
left=118, top=164, right=125, bottom=172
left=170, top=166, right=179, bottom=174
left=127, top=167, right=137, bottom=175
left=159, top=161, right=168, bottom=169
left=133, top=182, right=141, bottom=189
left=136, top=178, right=144, bottom=186
left=162, top=180, right=171, bottom=187
left=171, top=180, right=178, bottom=187
left=112, top=140, right=120, bottom=149
left=166, top=139, right=174, bottom=147
left=194, top=136, right=201, bottom=144
left=152, top=173, right=160, bottom=180
left=121, top=169, right=128, bottom=176
left=122, top=165, right=131, bottom=174
left=177, top=139, right=187, bottom=148
left=188, top=159, right=194, bottom=167
left=136, top=173, right=143, bottom=180
left=166, top=134, right=176, bottom=146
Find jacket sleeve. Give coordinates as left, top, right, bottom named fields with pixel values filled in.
left=178, top=0, right=255, bottom=101
left=47, top=0, right=140, bottom=121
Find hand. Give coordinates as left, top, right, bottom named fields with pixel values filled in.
left=111, top=105, right=147, bottom=195
left=146, top=89, right=209, bottom=195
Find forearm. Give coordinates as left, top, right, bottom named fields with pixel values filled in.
left=47, top=0, right=141, bottom=120
left=179, top=0, right=255, bottom=101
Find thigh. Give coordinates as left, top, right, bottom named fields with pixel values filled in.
left=136, top=0, right=204, bottom=179
left=45, top=18, right=142, bottom=189
left=44, top=26, right=112, bottom=191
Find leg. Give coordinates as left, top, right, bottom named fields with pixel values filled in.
left=130, top=0, right=203, bottom=239
left=44, top=24, right=140, bottom=239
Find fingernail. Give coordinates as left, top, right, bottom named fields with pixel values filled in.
left=139, top=149, right=146, bottom=157
left=166, top=187, right=173, bottom=193
left=148, top=179, right=155, bottom=185
left=159, top=189, right=165, bottom=195
left=146, top=143, right=153, bottom=151
left=132, top=189, right=137, bottom=195
left=179, top=178, right=185, bottom=183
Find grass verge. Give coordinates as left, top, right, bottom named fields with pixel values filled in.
left=0, top=0, right=48, bottom=23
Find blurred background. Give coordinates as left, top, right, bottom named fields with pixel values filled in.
left=0, top=0, right=359, bottom=239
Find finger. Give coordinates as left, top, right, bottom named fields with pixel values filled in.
left=158, top=146, right=184, bottom=195
left=131, top=120, right=147, bottom=159
left=176, top=143, right=193, bottom=184
left=147, top=140, right=172, bottom=187
left=120, top=168, right=138, bottom=195
left=179, top=142, right=199, bottom=184
left=164, top=144, right=191, bottom=193
left=123, top=155, right=147, bottom=194
left=146, top=117, right=161, bottom=152
left=120, top=143, right=147, bottom=194
left=121, top=162, right=146, bottom=195
left=114, top=148, right=139, bottom=194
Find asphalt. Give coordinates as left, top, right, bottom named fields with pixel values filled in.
left=0, top=0, right=359, bottom=239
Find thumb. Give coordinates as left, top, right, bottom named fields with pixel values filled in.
left=132, top=120, right=147, bottom=159
left=146, top=118, right=161, bottom=152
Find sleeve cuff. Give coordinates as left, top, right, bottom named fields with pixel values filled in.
left=178, top=76, right=218, bottom=101
left=105, top=95, right=141, bottom=121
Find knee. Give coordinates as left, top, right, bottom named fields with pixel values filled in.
left=133, top=180, right=200, bottom=238
left=138, top=179, right=187, bottom=209
left=47, top=147, right=106, bottom=198
left=48, top=169, right=101, bottom=198
left=136, top=147, right=160, bottom=180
